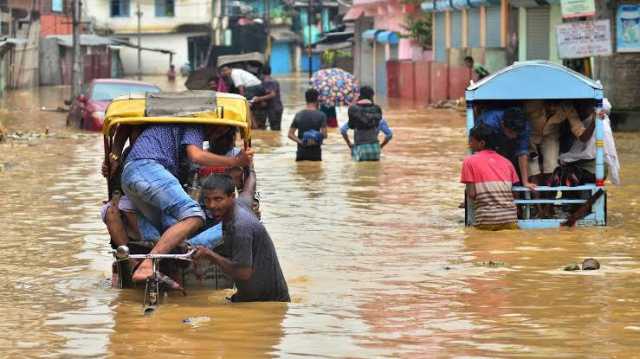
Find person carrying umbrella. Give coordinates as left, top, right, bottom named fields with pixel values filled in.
left=311, top=68, right=359, bottom=128
left=340, top=86, right=393, bottom=161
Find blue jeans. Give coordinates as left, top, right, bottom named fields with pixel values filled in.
left=187, top=223, right=223, bottom=249
left=121, top=159, right=205, bottom=241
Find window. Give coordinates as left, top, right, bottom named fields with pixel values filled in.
left=111, top=0, right=130, bottom=17
left=155, top=0, right=174, bottom=17
left=51, top=0, right=63, bottom=12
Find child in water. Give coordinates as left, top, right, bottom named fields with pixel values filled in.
left=461, top=124, right=519, bottom=230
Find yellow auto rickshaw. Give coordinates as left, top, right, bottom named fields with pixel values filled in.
left=102, top=91, right=252, bottom=313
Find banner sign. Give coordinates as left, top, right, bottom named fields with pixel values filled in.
left=556, top=20, right=612, bottom=59
left=617, top=4, right=640, bottom=53
left=560, top=0, right=595, bottom=19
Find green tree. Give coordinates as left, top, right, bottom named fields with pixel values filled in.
left=402, top=1, right=432, bottom=49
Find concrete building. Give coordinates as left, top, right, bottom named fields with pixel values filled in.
left=346, top=0, right=430, bottom=98
left=85, top=0, right=211, bottom=75
left=424, top=0, right=640, bottom=127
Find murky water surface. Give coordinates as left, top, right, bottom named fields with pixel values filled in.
left=1, top=75, right=640, bottom=358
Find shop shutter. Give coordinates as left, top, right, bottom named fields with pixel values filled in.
left=468, top=7, right=481, bottom=48
left=526, top=7, right=550, bottom=60
left=451, top=11, right=462, bottom=48
left=435, top=12, right=446, bottom=62
left=486, top=6, right=501, bottom=47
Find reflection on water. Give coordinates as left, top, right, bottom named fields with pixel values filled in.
left=1, top=74, right=640, bottom=358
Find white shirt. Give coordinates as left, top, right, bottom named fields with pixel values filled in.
left=559, top=99, right=620, bottom=185
left=230, top=69, right=261, bottom=88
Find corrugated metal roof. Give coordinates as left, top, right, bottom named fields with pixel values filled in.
left=47, top=34, right=112, bottom=47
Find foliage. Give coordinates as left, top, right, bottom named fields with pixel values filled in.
left=403, top=13, right=432, bottom=49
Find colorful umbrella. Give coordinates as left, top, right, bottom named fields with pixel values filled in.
left=310, top=68, right=359, bottom=107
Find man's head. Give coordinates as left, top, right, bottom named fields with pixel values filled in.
left=501, top=108, right=527, bottom=139
left=468, top=124, right=493, bottom=152
left=359, top=86, right=375, bottom=101
left=305, top=88, right=319, bottom=105
left=263, top=65, right=272, bottom=76
left=219, top=65, right=232, bottom=78
left=464, top=56, right=474, bottom=69
left=202, top=174, right=236, bottom=220
left=210, top=126, right=237, bottom=155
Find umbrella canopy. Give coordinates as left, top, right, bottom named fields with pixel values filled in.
left=311, top=68, right=359, bottom=107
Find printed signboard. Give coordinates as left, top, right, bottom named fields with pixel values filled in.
left=556, top=20, right=612, bottom=59
left=617, top=4, right=640, bottom=52
left=560, top=0, right=595, bottom=18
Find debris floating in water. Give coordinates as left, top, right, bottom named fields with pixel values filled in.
left=563, top=258, right=600, bottom=271
left=564, top=263, right=581, bottom=271
left=582, top=258, right=600, bottom=270
left=182, top=316, right=211, bottom=327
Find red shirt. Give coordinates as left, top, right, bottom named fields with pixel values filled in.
left=461, top=150, right=518, bottom=226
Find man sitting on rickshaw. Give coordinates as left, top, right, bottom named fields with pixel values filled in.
left=108, top=123, right=254, bottom=281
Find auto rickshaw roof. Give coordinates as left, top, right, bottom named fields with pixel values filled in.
left=217, top=52, right=265, bottom=68
left=102, top=92, right=251, bottom=140
left=465, top=61, right=604, bottom=101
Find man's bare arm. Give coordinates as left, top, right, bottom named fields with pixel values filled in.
left=195, top=247, right=253, bottom=280
left=288, top=127, right=303, bottom=145
left=518, top=154, right=536, bottom=190
left=186, top=145, right=253, bottom=168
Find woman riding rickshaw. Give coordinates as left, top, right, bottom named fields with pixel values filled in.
left=101, top=90, right=253, bottom=311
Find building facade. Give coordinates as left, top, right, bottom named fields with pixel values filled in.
left=85, top=0, right=211, bottom=75
left=346, top=0, right=429, bottom=98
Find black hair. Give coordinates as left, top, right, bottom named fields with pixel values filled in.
left=305, top=88, right=319, bottom=104
left=359, top=85, right=375, bottom=101
left=464, top=56, right=474, bottom=63
left=469, top=123, right=495, bottom=149
left=502, top=107, right=527, bottom=134
left=210, top=127, right=238, bottom=155
left=263, top=65, right=272, bottom=75
left=201, top=174, right=236, bottom=195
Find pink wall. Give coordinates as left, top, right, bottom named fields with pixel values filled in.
left=448, top=65, right=471, bottom=100
left=414, top=61, right=431, bottom=104
left=430, top=62, right=449, bottom=103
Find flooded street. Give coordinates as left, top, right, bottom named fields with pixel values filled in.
left=2, top=75, right=640, bottom=358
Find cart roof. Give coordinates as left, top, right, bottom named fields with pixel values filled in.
left=465, top=61, right=604, bottom=101
left=102, top=92, right=251, bottom=139
left=217, top=52, right=265, bottom=68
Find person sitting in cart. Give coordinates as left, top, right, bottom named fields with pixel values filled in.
left=193, top=174, right=290, bottom=303
left=524, top=100, right=594, bottom=186
left=461, top=124, right=519, bottom=230
left=107, top=124, right=254, bottom=282
left=340, top=86, right=393, bottom=161
left=476, top=107, right=535, bottom=189
left=557, top=98, right=620, bottom=186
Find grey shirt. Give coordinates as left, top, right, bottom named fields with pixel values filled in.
left=291, top=109, right=327, bottom=161
left=217, top=200, right=290, bottom=302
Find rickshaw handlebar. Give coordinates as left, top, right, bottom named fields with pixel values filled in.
left=114, top=246, right=196, bottom=261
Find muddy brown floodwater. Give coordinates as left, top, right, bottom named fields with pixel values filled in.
left=1, top=75, right=640, bottom=358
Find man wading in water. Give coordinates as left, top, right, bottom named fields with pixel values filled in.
left=193, top=174, right=290, bottom=302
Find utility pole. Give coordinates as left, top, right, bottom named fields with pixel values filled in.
left=136, top=3, right=143, bottom=80
left=307, top=0, right=313, bottom=78
left=71, top=0, right=83, bottom=98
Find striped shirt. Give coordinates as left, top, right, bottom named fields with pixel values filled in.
left=461, top=150, right=518, bottom=226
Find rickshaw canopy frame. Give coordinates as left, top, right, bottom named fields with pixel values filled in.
left=102, top=93, right=252, bottom=141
